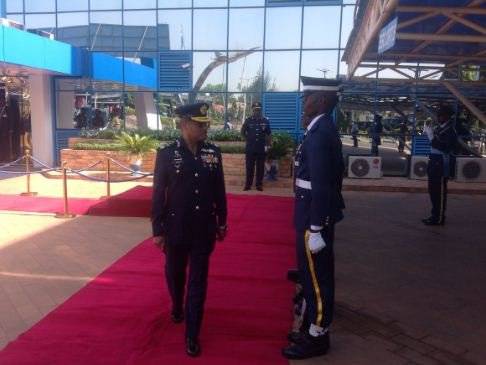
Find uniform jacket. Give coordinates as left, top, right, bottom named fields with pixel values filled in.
left=294, top=114, right=345, bottom=231
left=241, top=116, right=271, bottom=154
left=428, top=119, right=457, bottom=179
left=151, top=138, right=227, bottom=245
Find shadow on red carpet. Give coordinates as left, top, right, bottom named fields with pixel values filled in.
left=0, top=194, right=295, bottom=365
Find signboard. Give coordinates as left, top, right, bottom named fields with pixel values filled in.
left=378, top=17, right=397, bottom=54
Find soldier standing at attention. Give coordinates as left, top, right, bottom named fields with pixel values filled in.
left=241, top=101, right=272, bottom=191
left=151, top=102, right=228, bottom=357
left=282, top=77, right=345, bottom=360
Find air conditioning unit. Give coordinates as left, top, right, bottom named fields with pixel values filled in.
left=348, top=156, right=382, bottom=179
left=410, top=156, right=429, bottom=180
left=455, top=157, right=486, bottom=182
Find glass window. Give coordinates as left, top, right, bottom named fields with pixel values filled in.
left=124, top=0, right=156, bottom=9
left=228, top=51, right=263, bottom=92
left=123, top=11, right=157, bottom=52
left=90, top=11, right=123, bottom=52
left=90, top=0, right=122, bottom=11
left=25, top=14, right=56, bottom=32
left=229, top=8, right=264, bottom=50
left=194, top=93, right=226, bottom=127
left=194, top=0, right=228, bottom=6
left=230, top=0, right=264, bottom=6
left=300, top=50, right=339, bottom=80
left=6, top=14, right=23, bottom=24
left=193, top=9, right=228, bottom=50
left=158, top=10, right=192, bottom=50
left=124, top=92, right=159, bottom=131
left=193, top=52, right=227, bottom=92
left=6, top=0, right=23, bottom=13
left=158, top=0, right=191, bottom=8
left=57, top=12, right=89, bottom=48
left=57, top=0, right=88, bottom=11
left=227, top=93, right=259, bottom=130
left=157, top=92, right=189, bottom=129
left=265, top=7, right=302, bottom=50
left=56, top=91, right=77, bottom=129
left=302, top=6, right=340, bottom=49
left=341, top=4, right=355, bottom=48
left=264, top=51, right=299, bottom=91
left=25, top=0, right=55, bottom=12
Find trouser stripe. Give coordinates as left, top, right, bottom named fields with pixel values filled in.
left=304, top=230, right=323, bottom=326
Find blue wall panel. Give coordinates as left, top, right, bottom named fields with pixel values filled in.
left=263, top=92, right=302, bottom=138
left=159, top=51, right=192, bottom=92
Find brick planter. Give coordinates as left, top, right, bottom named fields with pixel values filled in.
left=60, top=149, right=293, bottom=178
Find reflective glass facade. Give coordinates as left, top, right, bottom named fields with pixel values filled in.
left=7, top=0, right=356, bottom=130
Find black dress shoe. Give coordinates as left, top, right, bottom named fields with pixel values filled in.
left=256, top=186, right=263, bottom=191
left=287, top=331, right=306, bottom=344
left=243, top=186, right=251, bottom=191
left=186, top=338, right=201, bottom=357
left=282, top=333, right=330, bottom=359
left=170, top=311, right=184, bottom=323
left=422, top=217, right=445, bottom=226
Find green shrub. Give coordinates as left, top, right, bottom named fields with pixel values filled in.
left=72, top=143, right=123, bottom=151
left=208, top=129, right=243, bottom=142
left=115, top=132, right=159, bottom=158
left=267, top=131, right=295, bottom=160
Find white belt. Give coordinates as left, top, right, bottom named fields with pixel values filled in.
left=295, top=178, right=311, bottom=190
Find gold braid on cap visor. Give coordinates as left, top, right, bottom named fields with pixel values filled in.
left=191, top=116, right=211, bottom=122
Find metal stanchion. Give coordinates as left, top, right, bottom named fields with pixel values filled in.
left=20, top=150, right=38, bottom=196
left=55, top=161, right=76, bottom=219
left=102, top=157, right=111, bottom=199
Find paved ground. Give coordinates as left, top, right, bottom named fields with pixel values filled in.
left=0, top=175, right=485, bottom=364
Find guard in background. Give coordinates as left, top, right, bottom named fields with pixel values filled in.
left=422, top=104, right=457, bottom=226
left=241, top=101, right=272, bottom=191
left=282, top=77, right=345, bottom=360
left=370, top=114, right=383, bottom=156
left=151, top=102, right=228, bottom=357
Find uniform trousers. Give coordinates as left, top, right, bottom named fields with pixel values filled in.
left=296, top=225, right=335, bottom=330
left=427, top=154, right=448, bottom=223
left=245, top=152, right=266, bottom=188
left=164, top=238, right=214, bottom=340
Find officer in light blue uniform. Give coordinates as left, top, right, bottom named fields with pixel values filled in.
left=282, top=77, right=345, bottom=360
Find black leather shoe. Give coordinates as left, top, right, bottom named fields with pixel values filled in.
left=170, top=311, right=184, bottom=324
left=256, top=186, right=263, bottom=191
left=186, top=338, right=201, bottom=357
left=243, top=186, right=251, bottom=191
left=282, top=333, right=330, bottom=359
left=287, top=331, right=306, bottom=344
left=422, top=217, right=445, bottom=226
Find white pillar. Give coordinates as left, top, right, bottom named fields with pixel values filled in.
left=30, top=75, right=55, bottom=167
left=56, top=91, right=75, bottom=129
left=134, top=92, right=158, bottom=130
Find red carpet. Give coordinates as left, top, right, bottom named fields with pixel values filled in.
left=0, top=195, right=295, bottom=364
left=0, top=186, right=152, bottom=217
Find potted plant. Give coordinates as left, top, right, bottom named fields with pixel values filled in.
left=266, top=132, right=295, bottom=180
left=116, top=132, right=159, bottom=174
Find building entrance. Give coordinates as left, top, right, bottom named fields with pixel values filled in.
left=0, top=77, right=31, bottom=163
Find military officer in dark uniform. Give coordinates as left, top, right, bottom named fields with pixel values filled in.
left=151, top=102, right=228, bottom=357
left=282, top=77, right=345, bottom=360
left=422, top=104, right=457, bottom=226
left=241, top=101, right=272, bottom=191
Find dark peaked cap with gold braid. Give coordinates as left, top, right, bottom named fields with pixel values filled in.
left=175, top=102, right=211, bottom=123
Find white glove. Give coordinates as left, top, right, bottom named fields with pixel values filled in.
left=264, top=145, right=270, bottom=153
left=307, top=231, right=326, bottom=254
left=423, top=125, right=434, bottom=141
